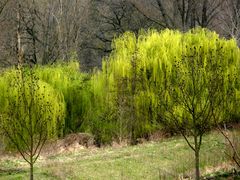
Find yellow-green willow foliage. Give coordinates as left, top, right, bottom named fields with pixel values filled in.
left=0, top=68, right=65, bottom=148
left=0, top=61, right=91, bottom=146
left=1, top=29, right=238, bottom=147
left=160, top=29, right=240, bottom=179
left=91, top=28, right=240, bottom=144
left=34, top=61, right=92, bottom=133
left=162, top=28, right=240, bottom=128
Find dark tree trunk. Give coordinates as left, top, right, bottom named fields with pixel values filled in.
left=30, top=162, right=33, bottom=180
left=195, top=148, right=200, bottom=180
left=194, top=135, right=200, bottom=180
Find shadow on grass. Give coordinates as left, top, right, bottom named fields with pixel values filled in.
left=203, top=169, right=240, bottom=179
left=0, top=168, right=27, bottom=176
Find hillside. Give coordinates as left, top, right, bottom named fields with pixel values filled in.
left=0, top=131, right=238, bottom=179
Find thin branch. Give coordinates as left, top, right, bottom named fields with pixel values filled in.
left=217, top=125, right=240, bottom=168
left=180, top=130, right=195, bottom=152
left=130, top=2, right=167, bottom=28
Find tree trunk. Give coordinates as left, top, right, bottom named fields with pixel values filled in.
left=17, top=2, right=22, bottom=65
left=194, top=135, right=200, bottom=180
left=30, top=162, right=33, bottom=180
left=195, top=149, right=200, bottom=180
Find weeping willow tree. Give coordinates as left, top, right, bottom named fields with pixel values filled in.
left=34, top=61, right=91, bottom=134
left=90, top=31, right=164, bottom=144
left=0, top=67, right=65, bottom=180
left=90, top=30, right=185, bottom=144
left=90, top=34, right=133, bottom=144
left=92, top=28, right=240, bottom=177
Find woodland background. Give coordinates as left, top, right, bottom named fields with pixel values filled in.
left=0, top=0, right=239, bottom=70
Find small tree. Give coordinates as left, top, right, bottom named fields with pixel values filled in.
left=0, top=67, right=65, bottom=180
left=160, top=29, right=239, bottom=179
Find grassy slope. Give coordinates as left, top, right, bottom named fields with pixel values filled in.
left=0, top=132, right=235, bottom=179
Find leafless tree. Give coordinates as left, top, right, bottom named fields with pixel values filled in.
left=0, top=0, right=89, bottom=66
left=0, top=0, right=237, bottom=69
left=79, top=0, right=155, bottom=69
left=129, top=0, right=223, bottom=31
left=220, top=0, right=240, bottom=45
left=0, top=0, right=8, bottom=15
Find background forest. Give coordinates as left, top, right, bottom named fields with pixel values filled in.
left=0, top=0, right=239, bottom=69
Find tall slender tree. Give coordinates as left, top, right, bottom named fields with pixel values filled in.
left=0, top=67, right=65, bottom=180
left=159, top=29, right=239, bottom=179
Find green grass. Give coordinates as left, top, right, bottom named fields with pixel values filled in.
left=0, top=131, right=236, bottom=179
